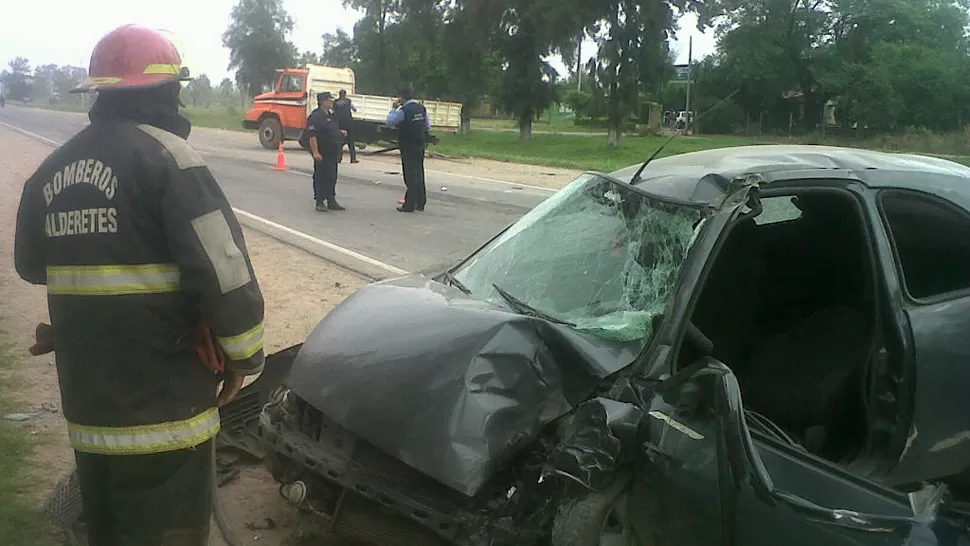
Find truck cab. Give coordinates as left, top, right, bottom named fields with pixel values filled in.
left=244, top=66, right=355, bottom=150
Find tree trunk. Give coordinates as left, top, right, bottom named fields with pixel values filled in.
left=519, top=112, right=533, bottom=142
left=460, top=103, right=472, bottom=135
left=606, top=2, right=621, bottom=148
left=607, top=80, right=621, bottom=147
left=377, top=0, right=387, bottom=90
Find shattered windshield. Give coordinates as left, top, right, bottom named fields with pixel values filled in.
left=452, top=173, right=706, bottom=343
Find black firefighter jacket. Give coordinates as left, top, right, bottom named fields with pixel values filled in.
left=14, top=120, right=266, bottom=456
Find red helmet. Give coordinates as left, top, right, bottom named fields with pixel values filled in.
left=72, top=24, right=192, bottom=93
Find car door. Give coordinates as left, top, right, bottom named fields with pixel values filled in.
left=874, top=189, right=970, bottom=486
left=628, top=359, right=963, bottom=546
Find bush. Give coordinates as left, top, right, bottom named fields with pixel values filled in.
left=563, top=90, right=593, bottom=118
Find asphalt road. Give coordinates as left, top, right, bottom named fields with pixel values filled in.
left=0, top=106, right=555, bottom=274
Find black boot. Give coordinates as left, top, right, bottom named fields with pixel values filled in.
left=328, top=199, right=346, bottom=211
left=315, top=201, right=328, bottom=212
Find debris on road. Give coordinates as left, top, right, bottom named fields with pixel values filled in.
left=4, top=403, right=59, bottom=421
left=4, top=412, right=39, bottom=422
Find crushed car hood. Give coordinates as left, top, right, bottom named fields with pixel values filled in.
left=284, top=274, right=643, bottom=497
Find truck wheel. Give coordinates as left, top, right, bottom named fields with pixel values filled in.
left=258, top=117, right=282, bottom=150
left=552, top=475, right=643, bottom=546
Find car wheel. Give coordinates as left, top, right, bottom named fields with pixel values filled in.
left=552, top=475, right=643, bottom=546
left=258, top=117, right=282, bottom=150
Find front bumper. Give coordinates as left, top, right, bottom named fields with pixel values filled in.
left=258, top=396, right=491, bottom=545
left=243, top=120, right=259, bottom=130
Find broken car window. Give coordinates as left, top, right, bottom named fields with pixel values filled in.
left=453, top=173, right=705, bottom=343
left=752, top=196, right=803, bottom=225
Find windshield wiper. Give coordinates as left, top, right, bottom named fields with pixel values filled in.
left=491, top=284, right=576, bottom=326
left=441, top=270, right=471, bottom=295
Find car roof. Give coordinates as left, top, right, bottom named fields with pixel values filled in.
left=608, top=144, right=970, bottom=205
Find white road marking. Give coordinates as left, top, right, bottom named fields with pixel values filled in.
left=232, top=209, right=409, bottom=276
left=0, top=118, right=409, bottom=277
left=0, top=120, right=64, bottom=147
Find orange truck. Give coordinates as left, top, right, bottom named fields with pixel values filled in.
left=243, top=64, right=463, bottom=150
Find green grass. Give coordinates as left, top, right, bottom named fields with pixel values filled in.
left=471, top=116, right=609, bottom=134
left=434, top=131, right=759, bottom=172
left=0, top=332, right=59, bottom=546
left=181, top=107, right=247, bottom=131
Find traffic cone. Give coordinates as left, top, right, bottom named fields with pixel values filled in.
left=273, top=141, right=289, bottom=171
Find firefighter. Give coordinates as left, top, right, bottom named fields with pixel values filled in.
left=13, top=24, right=265, bottom=546
left=307, top=91, right=347, bottom=212
left=386, top=88, right=431, bottom=212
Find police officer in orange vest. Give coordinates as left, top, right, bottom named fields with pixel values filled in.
left=14, top=24, right=265, bottom=545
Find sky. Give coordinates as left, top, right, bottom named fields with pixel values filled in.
left=0, top=0, right=717, bottom=85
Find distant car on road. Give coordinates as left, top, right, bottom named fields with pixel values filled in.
left=256, top=145, right=970, bottom=546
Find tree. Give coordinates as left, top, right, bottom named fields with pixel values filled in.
left=1, top=57, right=33, bottom=101
left=298, top=51, right=321, bottom=66
left=222, top=0, right=298, bottom=97
left=322, top=29, right=359, bottom=67
left=442, top=0, right=504, bottom=134
left=493, top=0, right=581, bottom=141
left=715, top=0, right=833, bottom=132
left=343, top=0, right=401, bottom=92
left=184, top=73, right=213, bottom=108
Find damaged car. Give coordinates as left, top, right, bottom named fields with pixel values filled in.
left=256, top=144, right=970, bottom=545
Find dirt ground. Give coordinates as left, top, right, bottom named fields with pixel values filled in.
left=0, top=126, right=368, bottom=545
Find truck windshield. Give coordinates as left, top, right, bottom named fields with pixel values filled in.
left=452, top=173, right=706, bottom=343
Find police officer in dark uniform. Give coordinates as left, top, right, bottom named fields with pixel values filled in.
left=13, top=24, right=265, bottom=546
left=334, top=89, right=359, bottom=164
left=386, top=88, right=431, bottom=212
left=307, top=91, right=347, bottom=212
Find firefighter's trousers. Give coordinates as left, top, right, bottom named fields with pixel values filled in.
left=75, top=439, right=213, bottom=546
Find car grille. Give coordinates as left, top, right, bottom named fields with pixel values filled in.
left=220, top=389, right=262, bottom=433
left=293, top=398, right=468, bottom=506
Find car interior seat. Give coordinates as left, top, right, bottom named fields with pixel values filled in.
left=737, top=305, right=871, bottom=454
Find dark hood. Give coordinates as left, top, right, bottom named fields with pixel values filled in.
left=285, top=274, right=642, bottom=497
left=89, top=82, right=192, bottom=139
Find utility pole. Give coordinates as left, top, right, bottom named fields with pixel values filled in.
left=685, top=35, right=693, bottom=135
left=577, top=33, right=583, bottom=91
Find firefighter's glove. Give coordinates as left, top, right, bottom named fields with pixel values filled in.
left=29, top=322, right=54, bottom=356
left=192, top=321, right=226, bottom=375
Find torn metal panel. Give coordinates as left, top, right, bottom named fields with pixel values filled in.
left=548, top=397, right=645, bottom=494
left=285, top=275, right=644, bottom=497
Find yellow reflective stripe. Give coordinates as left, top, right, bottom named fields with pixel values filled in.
left=84, top=77, right=123, bottom=85
left=67, top=407, right=220, bottom=455
left=217, top=322, right=265, bottom=361
left=46, top=264, right=180, bottom=296
left=143, top=63, right=181, bottom=75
